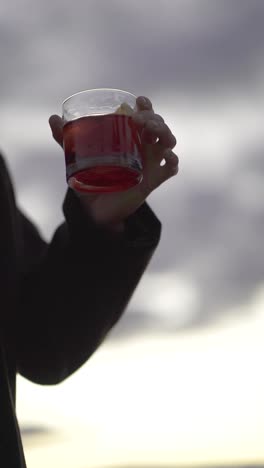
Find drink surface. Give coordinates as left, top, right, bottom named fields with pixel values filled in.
left=63, top=114, right=142, bottom=192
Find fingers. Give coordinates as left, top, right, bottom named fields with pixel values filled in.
left=163, top=149, right=179, bottom=169
left=133, top=96, right=176, bottom=149
left=142, top=120, right=177, bottom=148
left=159, top=149, right=179, bottom=184
left=136, top=96, right=153, bottom=111
left=152, top=145, right=179, bottom=171
left=133, top=110, right=164, bottom=127
left=49, top=114, right=64, bottom=148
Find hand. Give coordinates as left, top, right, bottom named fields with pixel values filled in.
left=49, top=96, right=179, bottom=229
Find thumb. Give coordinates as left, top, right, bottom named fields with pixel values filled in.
left=49, top=114, right=64, bottom=148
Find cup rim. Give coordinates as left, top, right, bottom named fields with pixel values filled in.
left=62, top=88, right=136, bottom=107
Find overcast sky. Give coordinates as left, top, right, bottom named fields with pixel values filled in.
left=1, top=1, right=264, bottom=466
left=1, top=0, right=263, bottom=334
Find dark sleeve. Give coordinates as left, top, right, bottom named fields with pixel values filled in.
left=16, top=189, right=161, bottom=385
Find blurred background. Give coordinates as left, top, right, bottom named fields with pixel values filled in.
left=1, top=0, right=264, bottom=466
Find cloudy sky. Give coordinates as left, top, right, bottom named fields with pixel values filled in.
left=1, top=0, right=264, bottom=466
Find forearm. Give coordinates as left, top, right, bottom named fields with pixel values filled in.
left=16, top=191, right=161, bottom=385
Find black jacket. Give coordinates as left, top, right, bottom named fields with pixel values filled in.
left=0, top=153, right=161, bottom=467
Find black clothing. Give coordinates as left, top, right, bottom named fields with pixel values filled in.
left=0, top=153, right=161, bottom=467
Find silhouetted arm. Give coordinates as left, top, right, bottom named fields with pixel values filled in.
left=16, top=189, right=161, bottom=385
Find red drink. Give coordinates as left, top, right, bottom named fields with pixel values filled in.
left=63, top=114, right=143, bottom=192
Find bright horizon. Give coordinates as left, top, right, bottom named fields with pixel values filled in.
left=17, top=285, right=264, bottom=467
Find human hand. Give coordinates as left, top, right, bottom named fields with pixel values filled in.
left=49, top=96, right=179, bottom=229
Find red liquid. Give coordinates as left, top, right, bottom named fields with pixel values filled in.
left=63, top=114, right=143, bottom=192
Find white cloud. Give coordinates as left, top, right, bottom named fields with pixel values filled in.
left=131, top=272, right=200, bottom=327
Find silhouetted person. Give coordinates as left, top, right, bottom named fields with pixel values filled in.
left=0, top=96, right=178, bottom=467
